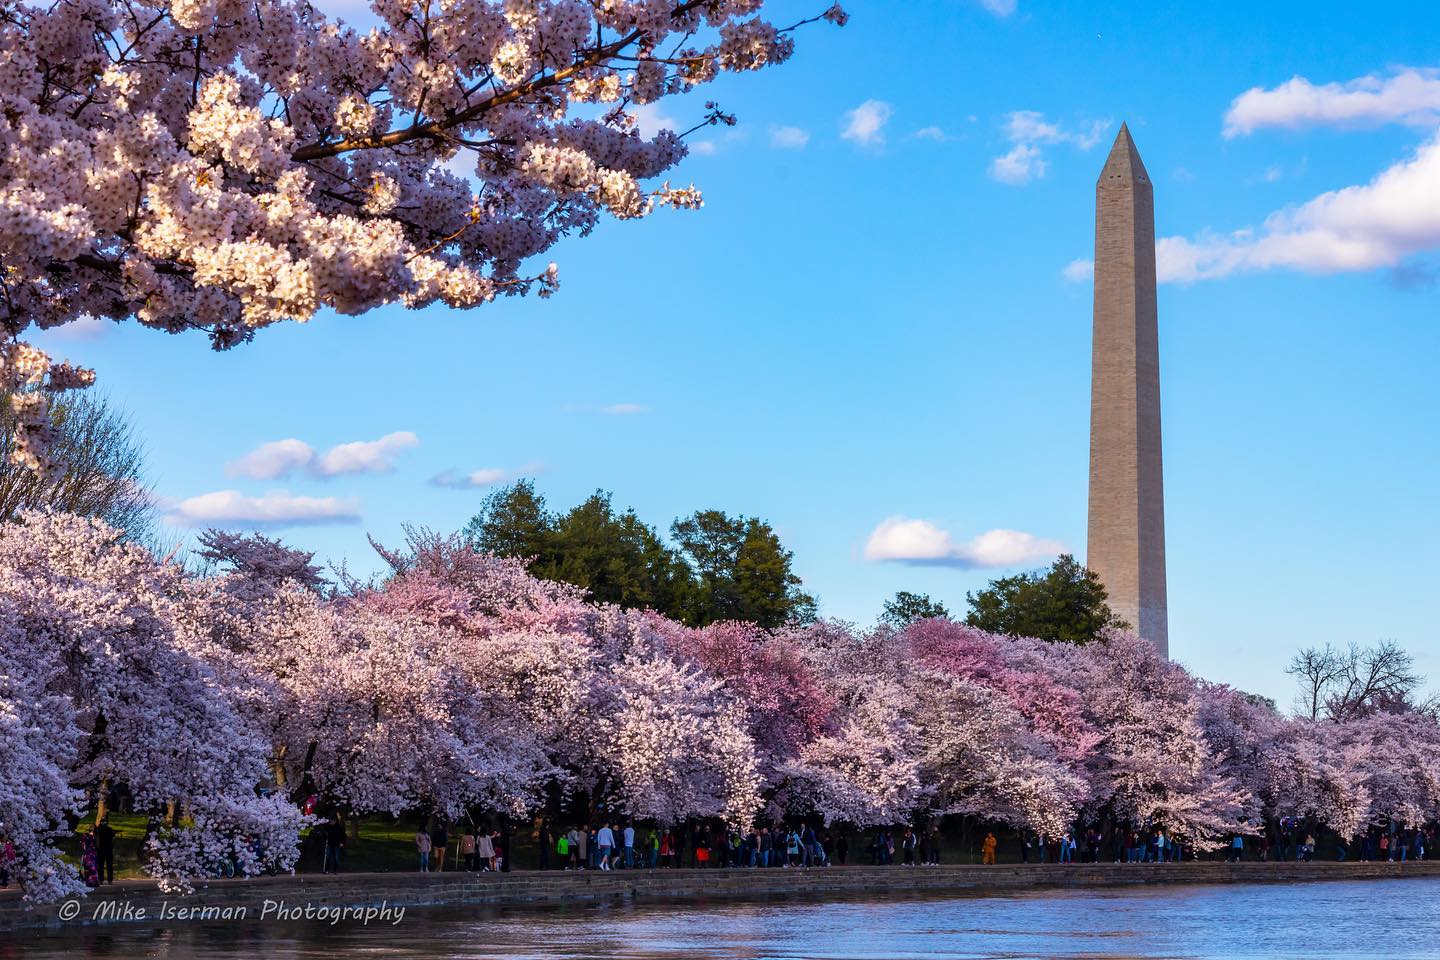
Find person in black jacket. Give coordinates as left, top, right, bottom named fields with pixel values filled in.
left=95, top=820, right=116, bottom=884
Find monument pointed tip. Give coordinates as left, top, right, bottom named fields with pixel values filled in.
left=1100, top=121, right=1149, bottom=184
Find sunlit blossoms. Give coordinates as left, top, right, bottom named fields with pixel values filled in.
left=0, top=0, right=847, bottom=469
left=2, top=510, right=1439, bottom=901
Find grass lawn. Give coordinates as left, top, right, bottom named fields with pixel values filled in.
left=62, top=812, right=548, bottom=878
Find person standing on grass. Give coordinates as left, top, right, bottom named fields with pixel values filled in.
left=415, top=827, right=432, bottom=872
left=95, top=818, right=116, bottom=884
left=623, top=822, right=636, bottom=868
left=324, top=819, right=345, bottom=874
left=431, top=821, right=449, bottom=873
left=596, top=822, right=615, bottom=870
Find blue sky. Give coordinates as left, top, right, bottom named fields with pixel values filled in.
left=36, top=0, right=1440, bottom=706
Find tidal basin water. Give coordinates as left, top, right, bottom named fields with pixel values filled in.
left=9, top=877, right=1438, bottom=959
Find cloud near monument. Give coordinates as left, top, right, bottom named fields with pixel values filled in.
left=864, top=516, right=1065, bottom=569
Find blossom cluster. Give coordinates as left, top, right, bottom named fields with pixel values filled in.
left=0, top=0, right=845, bottom=468
left=3, top=511, right=1439, bottom=902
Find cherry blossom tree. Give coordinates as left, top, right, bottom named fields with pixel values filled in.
left=0, top=0, right=846, bottom=470
left=1061, top=632, right=1254, bottom=845
left=0, top=511, right=308, bottom=898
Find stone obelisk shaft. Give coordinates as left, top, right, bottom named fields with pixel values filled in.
left=1087, top=124, right=1169, bottom=657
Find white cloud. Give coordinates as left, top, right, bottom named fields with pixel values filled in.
left=600, top=402, right=649, bottom=415
left=1003, top=111, right=1108, bottom=150
left=1156, top=130, right=1440, bottom=282
left=632, top=103, right=679, bottom=139
left=770, top=125, right=810, bottom=149
left=313, top=431, right=420, bottom=477
left=228, top=431, right=420, bottom=479
left=1224, top=68, right=1440, bottom=138
left=430, top=468, right=509, bottom=489
left=166, top=490, right=361, bottom=527
left=227, top=439, right=315, bottom=481
left=990, top=111, right=1109, bottom=186
left=914, top=126, right=949, bottom=141
left=841, top=100, right=893, bottom=146
left=989, top=143, right=1045, bottom=185
left=864, top=517, right=1065, bottom=569
left=1062, top=258, right=1094, bottom=283
left=977, top=0, right=1017, bottom=15
left=690, top=140, right=717, bottom=156
left=43, top=314, right=110, bottom=342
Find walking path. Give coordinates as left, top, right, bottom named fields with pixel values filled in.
left=5, top=861, right=1438, bottom=932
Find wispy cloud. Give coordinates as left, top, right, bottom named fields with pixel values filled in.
left=631, top=102, right=680, bottom=138
left=1062, top=258, right=1094, bottom=283
left=166, top=490, right=361, bottom=527
left=990, top=111, right=1110, bottom=186
left=227, top=432, right=419, bottom=480
left=227, top=439, right=315, bottom=481
left=600, top=402, right=649, bottom=415
left=1155, top=130, right=1440, bottom=282
left=842, top=100, right=893, bottom=146
left=914, top=126, right=950, bottom=142
left=1003, top=111, right=1108, bottom=149
left=430, top=468, right=510, bottom=489
left=1224, top=68, right=1440, bottom=137
left=42, top=314, right=110, bottom=342
left=864, top=517, right=1064, bottom=569
left=989, top=143, right=1045, bottom=185
left=314, top=432, right=420, bottom=477
left=977, top=0, right=1017, bottom=16
left=770, top=125, right=810, bottom=149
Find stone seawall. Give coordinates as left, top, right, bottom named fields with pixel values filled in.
left=4, top=861, right=1438, bottom=932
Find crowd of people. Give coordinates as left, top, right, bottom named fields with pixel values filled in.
left=399, top=820, right=1439, bottom=874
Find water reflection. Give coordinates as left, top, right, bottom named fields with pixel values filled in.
left=5, top=877, right=1434, bottom=959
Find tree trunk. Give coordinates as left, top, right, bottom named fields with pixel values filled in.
left=94, top=777, right=111, bottom=826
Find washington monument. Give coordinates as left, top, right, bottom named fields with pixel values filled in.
left=1087, top=123, right=1169, bottom=657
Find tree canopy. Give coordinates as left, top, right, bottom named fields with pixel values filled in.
left=964, top=554, right=1128, bottom=645
left=0, top=391, right=155, bottom=541
left=880, top=591, right=951, bottom=628
left=464, top=481, right=814, bottom=628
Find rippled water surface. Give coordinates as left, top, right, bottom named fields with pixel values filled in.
left=8, top=877, right=1436, bottom=959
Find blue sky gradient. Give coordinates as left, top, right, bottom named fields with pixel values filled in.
left=37, top=0, right=1440, bottom=705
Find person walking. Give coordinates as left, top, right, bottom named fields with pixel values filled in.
left=539, top=821, right=552, bottom=872
left=981, top=831, right=997, bottom=865
left=415, top=826, right=432, bottom=872
left=596, top=823, right=615, bottom=870
left=623, top=823, right=636, bottom=869
left=431, top=821, right=449, bottom=873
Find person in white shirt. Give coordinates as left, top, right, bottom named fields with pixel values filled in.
left=623, top=824, right=636, bottom=868
left=476, top=830, right=496, bottom=871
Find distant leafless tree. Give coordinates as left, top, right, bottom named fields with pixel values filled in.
left=0, top=391, right=156, bottom=542
left=1286, top=640, right=1423, bottom=722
